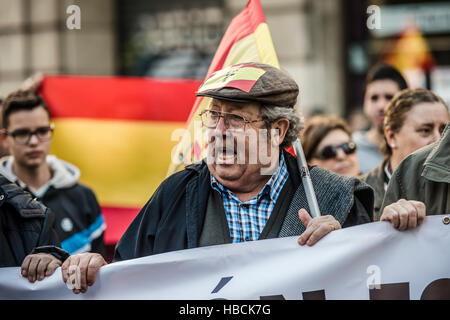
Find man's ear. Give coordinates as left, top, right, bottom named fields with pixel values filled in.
left=384, top=126, right=397, bottom=149
left=271, top=118, right=290, bottom=146
left=0, top=130, right=7, bottom=142
left=0, top=130, right=9, bottom=149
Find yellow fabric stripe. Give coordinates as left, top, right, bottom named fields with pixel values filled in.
left=223, top=33, right=261, bottom=69
left=166, top=97, right=211, bottom=175
left=51, top=119, right=185, bottom=207
left=254, top=23, right=280, bottom=68
left=223, top=24, right=279, bottom=68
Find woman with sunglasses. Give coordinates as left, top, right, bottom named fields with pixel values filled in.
left=301, top=115, right=360, bottom=177
left=361, top=88, right=450, bottom=220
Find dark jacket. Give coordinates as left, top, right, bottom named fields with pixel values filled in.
left=115, top=151, right=373, bottom=261
left=0, top=156, right=106, bottom=257
left=40, top=184, right=105, bottom=257
left=360, top=160, right=387, bottom=221
left=381, top=122, right=450, bottom=217
left=0, top=175, right=69, bottom=267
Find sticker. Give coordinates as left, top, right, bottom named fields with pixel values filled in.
left=61, top=217, right=74, bottom=232
left=198, top=64, right=266, bottom=93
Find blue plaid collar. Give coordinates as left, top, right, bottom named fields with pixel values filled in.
left=210, top=153, right=288, bottom=203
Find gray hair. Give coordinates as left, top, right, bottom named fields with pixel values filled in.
left=260, top=105, right=304, bottom=149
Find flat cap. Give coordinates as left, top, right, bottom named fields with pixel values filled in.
left=196, top=62, right=299, bottom=108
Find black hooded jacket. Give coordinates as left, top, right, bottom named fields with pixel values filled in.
left=0, top=156, right=105, bottom=257
left=0, top=175, right=69, bottom=267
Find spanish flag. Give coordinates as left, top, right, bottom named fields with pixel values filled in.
left=384, top=25, right=434, bottom=72
left=41, top=76, right=202, bottom=244
left=43, top=0, right=278, bottom=245
left=167, top=0, right=280, bottom=175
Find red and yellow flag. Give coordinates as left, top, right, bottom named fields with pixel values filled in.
left=383, top=25, right=434, bottom=72
left=41, top=76, right=202, bottom=244
left=167, top=0, right=280, bottom=175
left=42, top=0, right=278, bottom=245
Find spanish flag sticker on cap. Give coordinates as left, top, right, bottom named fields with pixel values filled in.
left=197, top=64, right=266, bottom=94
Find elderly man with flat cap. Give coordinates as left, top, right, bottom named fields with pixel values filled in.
left=61, top=63, right=374, bottom=294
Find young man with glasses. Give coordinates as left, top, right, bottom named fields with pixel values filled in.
left=0, top=89, right=105, bottom=258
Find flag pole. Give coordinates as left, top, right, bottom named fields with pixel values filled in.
left=293, top=138, right=321, bottom=218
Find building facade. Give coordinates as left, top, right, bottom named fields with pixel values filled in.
left=1, top=0, right=449, bottom=116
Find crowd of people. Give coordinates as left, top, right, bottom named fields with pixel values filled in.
left=0, top=61, right=448, bottom=295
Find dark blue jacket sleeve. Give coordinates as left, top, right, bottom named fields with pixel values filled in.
left=113, top=181, right=165, bottom=262
left=33, top=207, right=70, bottom=262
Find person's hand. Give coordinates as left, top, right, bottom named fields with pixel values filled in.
left=21, top=72, right=44, bottom=92
left=61, top=253, right=107, bottom=294
left=21, top=253, right=61, bottom=283
left=297, top=209, right=341, bottom=246
left=380, top=199, right=426, bottom=231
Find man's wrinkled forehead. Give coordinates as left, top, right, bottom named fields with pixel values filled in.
left=209, top=98, right=261, bottom=114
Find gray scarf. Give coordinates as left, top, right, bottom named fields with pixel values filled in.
left=279, top=166, right=374, bottom=237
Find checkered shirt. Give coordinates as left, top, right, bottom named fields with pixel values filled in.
left=210, top=153, right=289, bottom=243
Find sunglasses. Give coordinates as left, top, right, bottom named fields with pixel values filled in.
left=314, top=142, right=357, bottom=160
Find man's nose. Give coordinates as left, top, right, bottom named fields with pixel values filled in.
left=28, top=133, right=40, bottom=145
left=378, top=99, right=389, bottom=111
left=214, top=116, right=228, bottom=134
left=431, top=128, right=442, bottom=143
left=335, top=148, right=346, bottom=160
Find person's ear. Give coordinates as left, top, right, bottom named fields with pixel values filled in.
left=0, top=130, right=9, bottom=150
left=384, top=126, right=397, bottom=149
left=271, top=118, right=290, bottom=146
left=0, top=130, right=7, bottom=143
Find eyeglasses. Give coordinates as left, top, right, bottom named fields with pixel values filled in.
left=314, top=142, right=357, bottom=160
left=3, top=125, right=54, bottom=145
left=199, top=109, right=264, bottom=130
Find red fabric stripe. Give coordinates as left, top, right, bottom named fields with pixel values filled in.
left=224, top=79, right=258, bottom=93
left=40, top=76, right=202, bottom=122
left=246, top=0, right=266, bottom=32
left=184, top=0, right=267, bottom=123
left=205, top=0, right=266, bottom=78
left=102, top=206, right=140, bottom=245
left=285, top=146, right=296, bottom=157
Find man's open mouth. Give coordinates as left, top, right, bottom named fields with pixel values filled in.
left=216, top=149, right=237, bottom=164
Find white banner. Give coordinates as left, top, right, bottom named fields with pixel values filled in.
left=1, top=215, right=449, bottom=300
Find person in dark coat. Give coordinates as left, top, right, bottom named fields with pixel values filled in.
left=361, top=89, right=449, bottom=220
left=61, top=62, right=378, bottom=294
left=0, top=174, right=69, bottom=282
left=380, top=122, right=450, bottom=229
